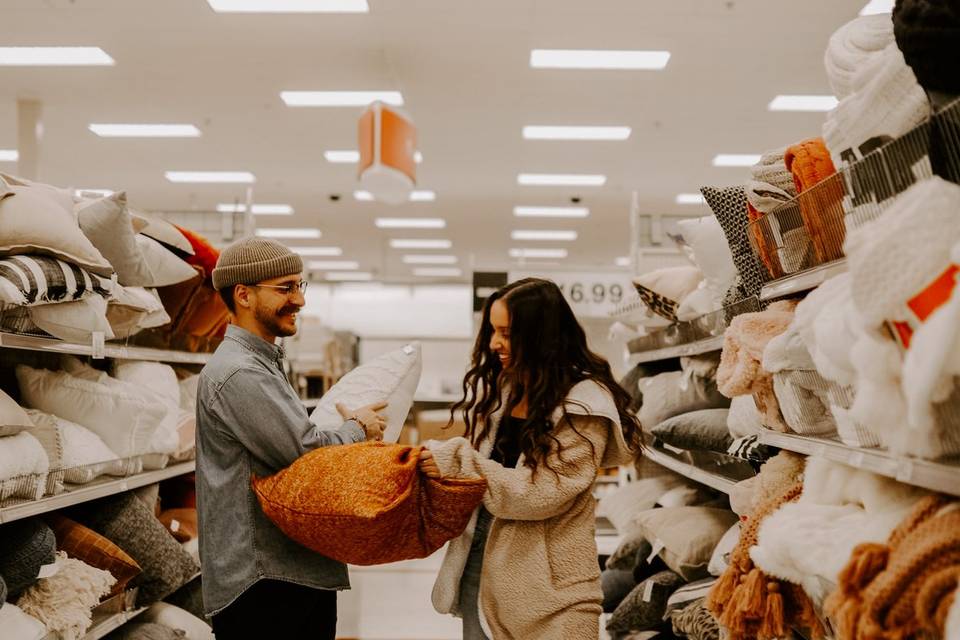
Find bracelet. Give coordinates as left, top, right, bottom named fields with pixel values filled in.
left=350, top=414, right=369, bottom=430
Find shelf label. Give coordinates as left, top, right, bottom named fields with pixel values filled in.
left=896, top=460, right=915, bottom=482
left=642, top=579, right=655, bottom=603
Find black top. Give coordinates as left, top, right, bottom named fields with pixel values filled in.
left=492, top=414, right=526, bottom=468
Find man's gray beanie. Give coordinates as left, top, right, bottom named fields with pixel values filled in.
left=211, top=237, right=304, bottom=291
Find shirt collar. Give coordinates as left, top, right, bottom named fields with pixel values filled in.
left=225, top=324, right=284, bottom=363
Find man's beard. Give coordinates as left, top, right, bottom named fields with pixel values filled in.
left=254, top=304, right=299, bottom=338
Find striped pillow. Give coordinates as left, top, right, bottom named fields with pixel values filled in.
left=0, top=255, right=113, bottom=307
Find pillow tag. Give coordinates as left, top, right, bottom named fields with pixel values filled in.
left=92, top=331, right=106, bottom=359
left=642, top=579, right=655, bottom=603
left=646, top=538, right=666, bottom=565
left=37, top=562, right=59, bottom=579
left=170, top=519, right=181, bottom=533
left=403, top=344, right=415, bottom=355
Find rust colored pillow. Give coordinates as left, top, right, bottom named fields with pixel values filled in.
left=784, top=138, right=845, bottom=263
left=155, top=266, right=205, bottom=328
left=252, top=442, right=487, bottom=566
left=747, top=202, right=785, bottom=279
left=45, top=513, right=141, bottom=597
left=174, top=226, right=219, bottom=284
left=159, top=508, right=198, bottom=543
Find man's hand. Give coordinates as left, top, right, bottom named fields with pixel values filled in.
left=418, top=449, right=442, bottom=479
left=337, top=401, right=388, bottom=441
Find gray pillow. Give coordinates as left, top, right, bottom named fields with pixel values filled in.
left=606, top=529, right=652, bottom=572
left=606, top=570, right=686, bottom=636
left=639, top=372, right=730, bottom=430
left=104, top=623, right=186, bottom=640
left=650, top=409, right=732, bottom=453
left=70, top=493, right=199, bottom=607
left=602, top=568, right=638, bottom=613
left=0, top=518, right=56, bottom=597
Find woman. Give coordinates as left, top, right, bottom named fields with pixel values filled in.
left=419, top=278, right=641, bottom=639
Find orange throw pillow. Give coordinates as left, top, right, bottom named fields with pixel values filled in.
left=252, top=442, right=487, bottom=566
left=45, top=513, right=141, bottom=597
left=784, top=138, right=845, bottom=264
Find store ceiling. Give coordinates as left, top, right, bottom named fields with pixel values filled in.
left=0, top=0, right=873, bottom=281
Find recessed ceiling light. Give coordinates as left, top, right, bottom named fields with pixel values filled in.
left=615, top=256, right=631, bottom=267
left=522, top=126, right=631, bottom=141
left=280, top=91, right=403, bottom=107
left=217, top=203, right=293, bottom=215
left=530, top=49, right=670, bottom=70
left=308, top=260, right=359, bottom=270
left=414, top=151, right=423, bottom=163
left=0, top=47, right=114, bottom=66
left=409, top=190, right=435, bottom=202
left=74, top=188, right=115, bottom=198
left=517, top=173, right=606, bottom=186
left=511, top=230, right=578, bottom=241
left=513, top=206, right=589, bottom=218
left=768, top=95, right=839, bottom=112
left=509, top=248, right=568, bottom=259
left=390, top=239, right=452, bottom=249
left=326, top=271, right=373, bottom=281
left=413, top=267, right=462, bottom=277
left=89, top=124, right=201, bottom=138
left=860, top=0, right=893, bottom=15
left=165, top=171, right=255, bottom=183
left=402, top=255, right=458, bottom=265
left=207, top=0, right=368, bottom=12
left=0, top=149, right=18, bottom=162
left=353, top=190, right=375, bottom=201
left=712, top=154, right=762, bottom=167
left=375, top=218, right=446, bottom=229
left=255, top=228, right=321, bottom=239
left=324, top=150, right=360, bottom=163
left=289, top=246, right=343, bottom=256
left=675, top=193, right=706, bottom=205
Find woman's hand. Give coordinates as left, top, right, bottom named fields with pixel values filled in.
left=418, top=449, right=442, bottom=478
left=337, top=401, right=388, bottom=441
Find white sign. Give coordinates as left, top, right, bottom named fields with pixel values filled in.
left=508, top=270, right=632, bottom=318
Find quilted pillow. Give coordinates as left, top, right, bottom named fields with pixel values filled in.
left=252, top=441, right=486, bottom=565
left=0, top=387, right=33, bottom=437
left=0, top=518, right=57, bottom=597
left=69, top=492, right=199, bottom=607
left=650, top=409, right=733, bottom=453
left=606, top=570, right=686, bottom=636
left=701, top=185, right=768, bottom=300
left=27, top=296, right=114, bottom=344
left=45, top=513, right=141, bottom=597
left=638, top=372, right=730, bottom=430
left=633, top=507, right=740, bottom=581
left=76, top=193, right=197, bottom=287
left=310, top=342, right=422, bottom=443
left=16, top=364, right=166, bottom=459
left=0, top=174, right=112, bottom=276
left=0, top=255, right=113, bottom=308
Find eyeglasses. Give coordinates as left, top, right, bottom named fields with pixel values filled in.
left=252, top=280, right=308, bottom=296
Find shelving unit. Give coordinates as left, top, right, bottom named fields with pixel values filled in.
left=0, top=461, right=196, bottom=524
left=757, top=430, right=960, bottom=497
left=758, top=260, right=847, bottom=302
left=82, top=607, right=149, bottom=640
left=641, top=446, right=737, bottom=494
left=628, top=334, right=724, bottom=364
left=0, top=332, right=212, bottom=364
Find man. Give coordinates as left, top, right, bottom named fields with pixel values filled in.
left=196, top=237, right=386, bottom=638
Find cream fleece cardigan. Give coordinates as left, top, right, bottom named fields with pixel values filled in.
left=428, top=379, right=635, bottom=640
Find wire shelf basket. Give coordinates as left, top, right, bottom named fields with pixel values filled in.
left=627, top=296, right=760, bottom=355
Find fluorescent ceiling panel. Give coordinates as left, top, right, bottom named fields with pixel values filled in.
left=712, top=154, right=762, bottom=167
left=390, top=239, right=452, bottom=249
left=0, top=149, right=18, bottom=162
left=675, top=193, right=706, bottom=205
left=255, top=228, right=321, bottom=239
left=281, top=91, right=403, bottom=107
left=217, top=203, right=293, bottom=215
left=409, top=190, right=435, bottom=202
left=0, top=47, right=114, bottom=66
left=353, top=190, right=375, bottom=201
left=768, top=95, right=839, bottom=112
left=517, top=173, right=606, bottom=186
left=89, top=124, right=200, bottom=137
left=413, top=268, right=462, bottom=277
left=289, top=246, right=343, bottom=256
left=308, top=260, right=359, bottom=270
left=513, top=206, right=589, bottom=218
left=326, top=272, right=373, bottom=281
left=509, top=248, right=568, bottom=259
left=530, top=49, right=670, bottom=70
left=512, top=230, right=578, bottom=241
left=522, top=126, right=631, bottom=140
left=165, top=171, right=255, bottom=183
left=375, top=218, right=446, bottom=229
left=615, top=256, right=631, bottom=267
left=74, top=188, right=114, bottom=198
left=326, top=149, right=421, bottom=163
left=207, top=0, right=368, bottom=12
left=402, top=255, right=457, bottom=265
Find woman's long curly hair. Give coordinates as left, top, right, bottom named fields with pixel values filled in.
left=451, top=278, right=641, bottom=476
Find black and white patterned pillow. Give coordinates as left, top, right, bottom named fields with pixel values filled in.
left=701, top=186, right=767, bottom=301
left=633, top=283, right=680, bottom=322
left=0, top=255, right=113, bottom=307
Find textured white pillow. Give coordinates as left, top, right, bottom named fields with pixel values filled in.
left=310, top=342, right=422, bottom=443
left=27, top=296, right=115, bottom=344
left=673, top=216, right=738, bottom=302
left=633, top=266, right=704, bottom=303
left=0, top=387, right=33, bottom=437
left=708, top=522, right=741, bottom=577
left=16, top=364, right=166, bottom=458
left=142, top=602, right=214, bottom=640
left=113, top=361, right=181, bottom=405
left=0, top=431, right=49, bottom=481
left=57, top=415, right=129, bottom=484
left=0, top=173, right=113, bottom=276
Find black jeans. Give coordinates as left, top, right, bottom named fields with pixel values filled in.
left=212, top=579, right=338, bottom=639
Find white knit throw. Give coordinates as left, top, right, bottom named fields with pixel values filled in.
left=823, top=13, right=894, bottom=100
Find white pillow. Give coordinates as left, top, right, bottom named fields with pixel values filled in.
left=657, top=483, right=713, bottom=508
left=58, top=416, right=129, bottom=484
left=0, top=431, right=49, bottom=481
left=708, top=522, right=741, bottom=577
left=676, top=286, right=720, bottom=322
left=27, top=296, right=115, bottom=344
left=113, top=361, right=181, bottom=406
left=673, top=216, right=738, bottom=301
left=0, top=387, right=33, bottom=437
left=0, top=603, right=47, bottom=640
left=633, top=266, right=704, bottom=303
left=142, top=602, right=214, bottom=640
left=76, top=192, right=197, bottom=287
left=15, top=364, right=166, bottom=458
left=0, top=173, right=112, bottom=276
left=107, top=286, right=171, bottom=338
left=179, top=375, right=200, bottom=413
left=310, top=342, right=422, bottom=443
left=727, top=395, right=763, bottom=438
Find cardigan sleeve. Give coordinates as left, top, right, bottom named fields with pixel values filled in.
left=428, top=415, right=608, bottom=521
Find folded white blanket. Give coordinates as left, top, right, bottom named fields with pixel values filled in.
left=823, top=13, right=894, bottom=100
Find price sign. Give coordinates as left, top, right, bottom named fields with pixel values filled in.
left=509, top=270, right=633, bottom=318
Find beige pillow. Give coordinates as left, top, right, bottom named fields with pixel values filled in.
left=107, top=286, right=171, bottom=339
left=633, top=506, right=740, bottom=581
left=135, top=214, right=195, bottom=256
left=597, top=476, right=688, bottom=533
left=27, top=296, right=115, bottom=344
left=0, top=173, right=112, bottom=276
left=0, top=387, right=33, bottom=436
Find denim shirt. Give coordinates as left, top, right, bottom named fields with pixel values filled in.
left=195, top=325, right=366, bottom=616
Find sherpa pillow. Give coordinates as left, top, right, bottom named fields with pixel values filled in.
left=0, top=255, right=113, bottom=308
left=0, top=388, right=33, bottom=437
left=45, top=513, right=141, bottom=597
left=650, top=409, right=733, bottom=453
left=606, top=570, right=686, bottom=635
left=638, top=372, right=730, bottom=430
left=633, top=507, right=740, bottom=581
left=27, top=296, right=114, bottom=344
left=310, top=343, right=422, bottom=443
left=76, top=193, right=197, bottom=287
left=0, top=174, right=112, bottom=276
left=253, top=441, right=486, bottom=565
